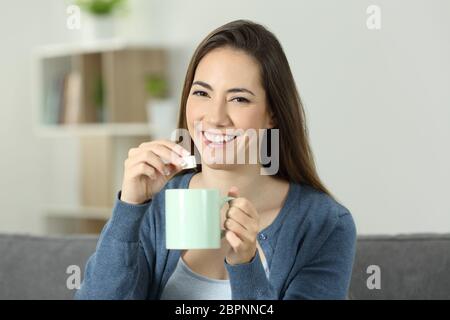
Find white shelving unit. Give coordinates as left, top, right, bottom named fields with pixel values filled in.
left=32, top=41, right=171, bottom=234
left=33, top=39, right=149, bottom=58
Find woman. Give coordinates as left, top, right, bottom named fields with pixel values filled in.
left=75, top=20, right=356, bottom=300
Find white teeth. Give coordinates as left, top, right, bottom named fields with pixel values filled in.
left=204, top=131, right=236, bottom=144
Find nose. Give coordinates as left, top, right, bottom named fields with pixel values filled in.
left=204, top=98, right=231, bottom=127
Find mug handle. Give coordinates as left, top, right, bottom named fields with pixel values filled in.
left=219, top=196, right=235, bottom=238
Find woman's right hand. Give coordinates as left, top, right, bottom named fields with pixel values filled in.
left=120, top=140, right=191, bottom=205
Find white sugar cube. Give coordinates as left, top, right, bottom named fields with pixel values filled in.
left=182, top=155, right=197, bottom=169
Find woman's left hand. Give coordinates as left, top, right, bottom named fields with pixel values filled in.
left=223, top=186, right=260, bottom=265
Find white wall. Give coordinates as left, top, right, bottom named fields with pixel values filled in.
left=0, top=0, right=449, bottom=235
left=0, top=0, right=79, bottom=234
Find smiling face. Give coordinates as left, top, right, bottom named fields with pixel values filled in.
left=186, top=46, right=274, bottom=169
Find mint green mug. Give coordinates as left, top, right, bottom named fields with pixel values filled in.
left=165, top=189, right=235, bottom=249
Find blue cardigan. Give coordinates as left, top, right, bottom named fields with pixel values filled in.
left=75, top=171, right=357, bottom=300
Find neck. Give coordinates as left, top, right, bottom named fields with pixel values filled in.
left=196, top=164, right=278, bottom=206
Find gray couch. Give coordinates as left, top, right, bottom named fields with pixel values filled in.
left=0, top=233, right=449, bottom=299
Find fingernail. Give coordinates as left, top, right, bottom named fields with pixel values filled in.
left=164, top=168, right=171, bottom=175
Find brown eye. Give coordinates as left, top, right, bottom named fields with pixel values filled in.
left=193, top=90, right=208, bottom=97
left=231, top=97, right=250, bottom=103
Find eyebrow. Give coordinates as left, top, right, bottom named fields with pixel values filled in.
left=192, top=80, right=255, bottom=96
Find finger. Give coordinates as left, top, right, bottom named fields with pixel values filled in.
left=131, top=143, right=185, bottom=168
left=131, top=150, right=168, bottom=176
left=160, top=140, right=191, bottom=157
left=140, top=140, right=190, bottom=158
left=227, top=186, right=258, bottom=220
left=147, top=144, right=186, bottom=168
left=225, top=230, right=243, bottom=251
left=129, top=162, right=157, bottom=180
left=127, top=147, right=140, bottom=157
left=227, top=186, right=239, bottom=198
left=226, top=206, right=255, bottom=232
left=229, top=198, right=258, bottom=219
left=225, top=218, right=256, bottom=244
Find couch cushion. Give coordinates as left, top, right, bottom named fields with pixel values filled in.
left=1, top=233, right=450, bottom=299
left=0, top=233, right=98, bottom=300
left=349, top=234, right=450, bottom=299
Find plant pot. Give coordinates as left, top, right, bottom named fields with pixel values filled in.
left=146, top=99, right=178, bottom=139
left=82, top=14, right=116, bottom=42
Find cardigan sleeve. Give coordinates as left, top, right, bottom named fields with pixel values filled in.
left=74, top=192, right=155, bottom=300
left=225, top=212, right=356, bottom=300
left=225, top=249, right=278, bottom=299
left=282, top=212, right=357, bottom=299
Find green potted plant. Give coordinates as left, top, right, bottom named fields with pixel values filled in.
left=145, top=75, right=177, bottom=139
left=76, top=0, right=125, bottom=16
left=75, top=0, right=127, bottom=41
left=145, top=75, right=168, bottom=99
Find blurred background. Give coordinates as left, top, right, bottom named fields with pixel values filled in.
left=0, top=0, right=449, bottom=236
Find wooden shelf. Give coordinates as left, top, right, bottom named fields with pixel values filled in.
left=35, top=123, right=155, bottom=137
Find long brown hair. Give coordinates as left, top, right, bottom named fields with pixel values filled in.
left=177, top=19, right=335, bottom=199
